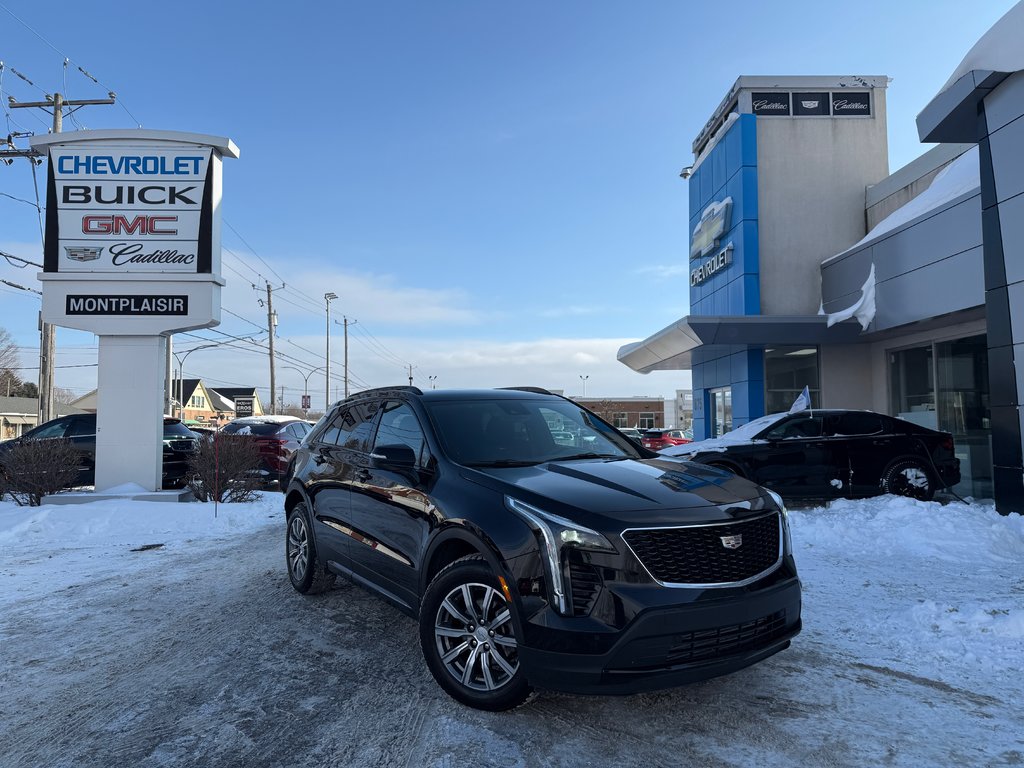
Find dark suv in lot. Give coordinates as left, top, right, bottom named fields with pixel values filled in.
left=0, top=413, right=198, bottom=488
left=283, top=387, right=801, bottom=710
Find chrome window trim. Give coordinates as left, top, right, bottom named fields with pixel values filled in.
left=621, top=511, right=783, bottom=589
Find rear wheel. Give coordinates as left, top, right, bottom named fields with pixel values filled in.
left=286, top=502, right=336, bottom=594
left=881, top=459, right=935, bottom=501
left=419, top=555, right=532, bottom=711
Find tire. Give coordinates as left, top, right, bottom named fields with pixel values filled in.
left=286, top=502, right=336, bottom=594
left=419, top=555, right=532, bottom=711
left=881, top=459, right=935, bottom=501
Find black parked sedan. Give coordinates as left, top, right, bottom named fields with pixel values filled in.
left=283, top=386, right=800, bottom=710
left=661, top=409, right=960, bottom=501
left=0, top=413, right=198, bottom=488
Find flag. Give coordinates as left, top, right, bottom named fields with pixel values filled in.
left=788, top=385, right=811, bottom=414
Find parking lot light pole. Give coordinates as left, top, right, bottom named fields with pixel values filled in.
left=579, top=375, right=589, bottom=398
left=172, top=343, right=220, bottom=418
left=282, top=365, right=325, bottom=417
left=324, top=292, right=338, bottom=411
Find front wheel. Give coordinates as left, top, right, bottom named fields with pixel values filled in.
left=881, top=459, right=935, bottom=501
left=419, top=555, right=532, bottom=711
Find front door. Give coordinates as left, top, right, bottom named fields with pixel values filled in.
left=750, top=414, right=838, bottom=497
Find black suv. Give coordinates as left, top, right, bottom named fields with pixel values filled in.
left=0, top=414, right=198, bottom=488
left=283, top=387, right=801, bottom=710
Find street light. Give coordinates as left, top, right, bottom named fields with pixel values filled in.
left=173, top=343, right=220, bottom=419
left=428, top=375, right=438, bottom=390
left=324, top=292, right=338, bottom=411
left=579, top=375, right=589, bottom=398
left=282, top=365, right=325, bottom=416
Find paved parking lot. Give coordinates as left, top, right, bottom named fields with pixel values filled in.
left=0, top=514, right=1019, bottom=767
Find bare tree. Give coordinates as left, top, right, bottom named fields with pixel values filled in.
left=187, top=433, right=262, bottom=503
left=0, top=327, right=22, bottom=397
left=52, top=387, right=78, bottom=407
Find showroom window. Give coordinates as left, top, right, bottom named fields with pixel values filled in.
left=764, top=347, right=820, bottom=414
left=638, top=413, right=656, bottom=429
left=613, top=412, right=628, bottom=428
left=888, top=335, right=991, bottom=497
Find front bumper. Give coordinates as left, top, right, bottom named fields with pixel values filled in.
left=517, top=576, right=801, bottom=695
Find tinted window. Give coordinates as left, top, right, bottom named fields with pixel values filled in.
left=66, top=417, right=97, bottom=437
left=374, top=402, right=427, bottom=465
left=829, top=413, right=885, bottom=436
left=321, top=402, right=379, bottom=451
left=763, top=415, right=823, bottom=440
left=163, top=420, right=196, bottom=438
left=285, top=423, right=305, bottom=439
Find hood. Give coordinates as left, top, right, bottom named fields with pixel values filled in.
left=464, top=457, right=774, bottom=529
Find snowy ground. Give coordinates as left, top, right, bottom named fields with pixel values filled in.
left=0, top=491, right=1022, bottom=767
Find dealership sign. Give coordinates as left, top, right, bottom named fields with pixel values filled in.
left=690, top=198, right=732, bottom=260
left=690, top=244, right=733, bottom=287
left=45, top=146, right=213, bottom=274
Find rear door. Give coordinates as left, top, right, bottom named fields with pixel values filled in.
left=826, top=412, right=895, bottom=496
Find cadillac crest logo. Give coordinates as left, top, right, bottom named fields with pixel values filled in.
left=65, top=246, right=103, bottom=262
left=720, top=534, right=743, bottom=550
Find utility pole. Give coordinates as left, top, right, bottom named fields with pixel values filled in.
left=342, top=316, right=357, bottom=399
left=10, top=89, right=116, bottom=424
left=265, top=282, right=279, bottom=415
left=408, top=364, right=414, bottom=387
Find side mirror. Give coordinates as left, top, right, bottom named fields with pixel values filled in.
left=369, top=443, right=417, bottom=471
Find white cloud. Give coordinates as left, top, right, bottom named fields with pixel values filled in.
left=635, top=264, right=689, bottom=278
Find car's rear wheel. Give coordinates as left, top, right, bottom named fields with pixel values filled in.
left=881, top=459, right=935, bottom=501
left=286, top=502, right=336, bottom=594
left=419, top=555, right=532, bottom=711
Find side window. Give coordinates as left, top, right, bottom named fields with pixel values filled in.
left=66, top=418, right=96, bottom=438
left=338, top=401, right=380, bottom=452
left=319, top=412, right=345, bottom=445
left=374, top=401, right=428, bottom=466
left=286, top=423, right=304, bottom=439
left=764, top=415, right=823, bottom=440
left=30, top=419, right=70, bottom=439
left=830, top=413, right=885, bottom=436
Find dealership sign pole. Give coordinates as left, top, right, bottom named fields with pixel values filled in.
left=30, top=130, right=239, bottom=494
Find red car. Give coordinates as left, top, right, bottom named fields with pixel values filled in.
left=641, top=429, right=691, bottom=451
left=220, top=416, right=312, bottom=484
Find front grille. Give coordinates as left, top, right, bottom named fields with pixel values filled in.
left=166, top=439, right=196, bottom=452
left=568, top=562, right=601, bottom=617
left=622, top=513, right=781, bottom=585
left=666, top=610, right=788, bottom=665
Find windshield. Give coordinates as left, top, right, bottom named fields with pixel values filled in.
left=425, top=397, right=642, bottom=467
left=163, top=420, right=196, bottom=438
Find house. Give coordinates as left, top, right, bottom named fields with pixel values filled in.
left=1, top=396, right=86, bottom=441
left=176, top=379, right=236, bottom=427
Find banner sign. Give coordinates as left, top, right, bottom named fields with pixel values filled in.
left=792, top=92, right=830, bottom=116
left=44, top=146, right=213, bottom=274
left=831, top=91, right=871, bottom=115
left=234, top=396, right=255, bottom=418
left=751, top=92, right=791, bottom=116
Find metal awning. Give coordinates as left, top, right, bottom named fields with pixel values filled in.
left=617, top=315, right=867, bottom=373
left=2, top=415, right=35, bottom=425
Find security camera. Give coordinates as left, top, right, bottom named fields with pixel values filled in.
left=679, top=166, right=694, bottom=179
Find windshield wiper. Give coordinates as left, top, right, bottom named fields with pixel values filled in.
left=550, top=453, right=626, bottom=462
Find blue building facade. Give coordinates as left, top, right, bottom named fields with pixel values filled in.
left=688, top=114, right=763, bottom=440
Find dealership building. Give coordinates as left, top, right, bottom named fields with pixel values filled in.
left=618, top=8, right=1024, bottom=510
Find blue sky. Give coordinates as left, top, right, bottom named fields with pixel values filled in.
left=0, top=0, right=1017, bottom=406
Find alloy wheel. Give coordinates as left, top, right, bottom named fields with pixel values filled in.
left=287, top=514, right=309, bottom=582
left=434, top=582, right=519, bottom=692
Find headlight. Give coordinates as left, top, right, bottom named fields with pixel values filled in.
left=765, top=489, right=792, bottom=554
left=505, top=496, right=615, bottom=615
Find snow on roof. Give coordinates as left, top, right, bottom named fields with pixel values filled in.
left=824, top=146, right=979, bottom=266
left=940, top=1, right=1024, bottom=93
left=661, top=411, right=788, bottom=457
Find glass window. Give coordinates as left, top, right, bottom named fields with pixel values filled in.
left=374, top=402, right=427, bottom=466
left=638, top=413, right=655, bottom=429
left=337, top=402, right=379, bottom=451
left=765, top=347, right=820, bottom=414
left=66, top=417, right=97, bottom=438
left=825, top=413, right=884, bottom=436
left=890, top=345, right=936, bottom=429
left=614, top=412, right=628, bottom=428
left=28, top=419, right=70, bottom=439
left=936, top=334, right=991, bottom=498
left=709, top=387, right=732, bottom=437
left=763, top=415, right=823, bottom=440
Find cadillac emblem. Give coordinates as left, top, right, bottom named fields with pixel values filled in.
left=65, top=246, right=103, bottom=262
left=720, top=534, right=743, bottom=550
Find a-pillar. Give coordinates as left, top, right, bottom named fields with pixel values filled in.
left=919, top=64, right=1024, bottom=514
left=95, top=335, right=166, bottom=492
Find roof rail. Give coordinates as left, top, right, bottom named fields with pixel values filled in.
left=498, top=386, right=553, bottom=395
left=347, top=385, right=424, bottom=399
